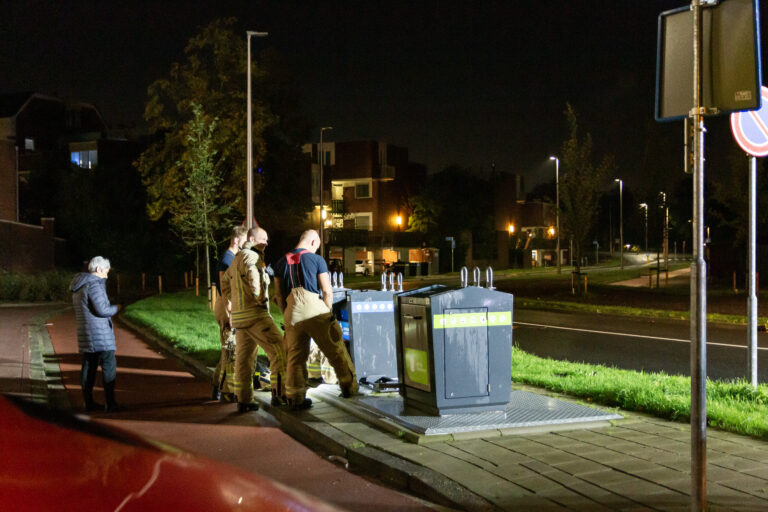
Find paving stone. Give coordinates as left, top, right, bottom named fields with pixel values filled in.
left=450, top=429, right=501, bottom=441
left=332, top=421, right=404, bottom=450
left=707, top=482, right=768, bottom=510
left=553, top=458, right=611, bottom=476
left=490, top=464, right=548, bottom=483
left=706, top=465, right=747, bottom=484
left=635, top=491, right=690, bottom=510
left=743, top=465, right=768, bottom=480
left=602, top=457, right=666, bottom=475
left=652, top=454, right=691, bottom=472
left=496, top=494, right=566, bottom=511
left=708, top=453, right=768, bottom=473
left=534, top=466, right=640, bottom=509
left=527, top=449, right=582, bottom=466
left=571, top=447, right=631, bottom=464
left=428, top=442, right=498, bottom=470
left=457, top=438, right=538, bottom=466
left=714, top=473, right=768, bottom=497
left=528, top=433, right=592, bottom=449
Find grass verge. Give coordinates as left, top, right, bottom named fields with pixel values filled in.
left=123, top=290, right=282, bottom=366
left=516, top=297, right=765, bottom=326
left=513, top=347, right=768, bottom=439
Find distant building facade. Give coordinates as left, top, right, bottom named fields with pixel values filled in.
left=302, top=140, right=434, bottom=275
left=0, top=92, right=127, bottom=272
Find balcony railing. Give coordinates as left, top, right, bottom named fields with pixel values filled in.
left=327, top=229, right=424, bottom=248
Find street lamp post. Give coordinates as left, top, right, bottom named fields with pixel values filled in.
left=246, top=30, right=268, bottom=230
left=639, top=203, right=649, bottom=264
left=549, top=156, right=560, bottom=273
left=319, top=126, right=333, bottom=259
left=615, top=178, right=624, bottom=269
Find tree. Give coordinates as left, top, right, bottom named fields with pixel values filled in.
left=171, top=104, right=230, bottom=299
left=407, top=194, right=442, bottom=235
left=135, top=17, right=273, bottom=224
left=559, top=104, right=613, bottom=273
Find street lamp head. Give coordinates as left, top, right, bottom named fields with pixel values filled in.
left=640, top=202, right=647, bottom=209
left=395, top=215, right=402, bottom=226
left=321, top=126, right=333, bottom=131
left=246, top=31, right=268, bottom=37
left=508, top=224, right=515, bottom=234
left=614, top=178, right=621, bottom=183
left=549, top=156, right=557, bottom=161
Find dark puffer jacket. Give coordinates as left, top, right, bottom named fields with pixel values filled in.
left=69, top=273, right=118, bottom=353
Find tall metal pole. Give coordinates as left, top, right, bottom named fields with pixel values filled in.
left=246, top=31, right=268, bottom=230
left=748, top=155, right=758, bottom=387
left=615, top=179, right=624, bottom=269
left=556, top=158, right=561, bottom=273
left=319, top=126, right=333, bottom=259
left=550, top=156, right=561, bottom=273
left=640, top=203, right=649, bottom=264
left=690, top=0, right=708, bottom=508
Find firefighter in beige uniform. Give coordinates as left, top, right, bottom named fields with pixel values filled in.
left=221, top=227, right=286, bottom=412
left=273, top=229, right=357, bottom=410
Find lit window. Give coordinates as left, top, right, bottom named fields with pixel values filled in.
left=355, top=214, right=372, bottom=230
left=70, top=150, right=98, bottom=169
left=24, top=138, right=34, bottom=150
left=355, top=183, right=371, bottom=198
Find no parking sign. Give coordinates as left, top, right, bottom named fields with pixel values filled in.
left=731, top=86, right=768, bottom=157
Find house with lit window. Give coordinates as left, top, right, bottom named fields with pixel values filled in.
left=0, top=92, right=130, bottom=271
left=302, top=140, right=435, bottom=276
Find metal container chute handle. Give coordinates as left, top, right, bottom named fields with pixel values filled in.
left=485, top=267, right=494, bottom=289
left=473, top=266, right=481, bottom=286
left=331, top=272, right=338, bottom=289
left=397, top=272, right=404, bottom=292
left=460, top=266, right=469, bottom=288
left=338, top=272, right=344, bottom=288
left=381, top=272, right=387, bottom=291
left=388, top=272, right=395, bottom=291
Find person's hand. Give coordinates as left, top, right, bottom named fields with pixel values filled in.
left=226, top=300, right=232, bottom=313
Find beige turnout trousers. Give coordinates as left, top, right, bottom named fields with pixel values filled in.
left=284, top=287, right=356, bottom=401
left=233, top=309, right=286, bottom=404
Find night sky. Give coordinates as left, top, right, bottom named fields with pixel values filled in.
left=2, top=0, right=765, bottom=192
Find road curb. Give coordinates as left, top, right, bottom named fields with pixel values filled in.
left=118, top=315, right=494, bottom=510
left=255, top=396, right=495, bottom=511
left=30, top=306, right=72, bottom=411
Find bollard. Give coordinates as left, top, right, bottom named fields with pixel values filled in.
left=583, top=274, right=588, bottom=295
left=158, top=275, right=163, bottom=295
left=141, top=272, right=146, bottom=292
left=733, top=271, right=738, bottom=293
left=184, top=271, right=189, bottom=289
left=665, top=268, right=668, bottom=286
left=195, top=277, right=199, bottom=297
left=211, top=283, right=217, bottom=311
left=571, top=272, right=576, bottom=295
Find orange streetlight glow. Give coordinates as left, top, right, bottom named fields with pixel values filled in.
left=508, top=224, right=515, bottom=234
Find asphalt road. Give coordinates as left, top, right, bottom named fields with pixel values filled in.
left=514, top=308, right=768, bottom=382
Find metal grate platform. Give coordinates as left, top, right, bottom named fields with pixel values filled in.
left=352, top=390, right=622, bottom=435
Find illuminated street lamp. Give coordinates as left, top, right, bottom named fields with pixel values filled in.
left=549, top=156, right=560, bottom=273
left=614, top=178, right=624, bottom=269
left=508, top=223, right=515, bottom=234
left=246, top=30, right=268, bottom=230
left=395, top=215, right=403, bottom=231
left=639, top=203, right=649, bottom=263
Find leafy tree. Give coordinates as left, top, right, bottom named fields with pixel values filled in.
left=559, top=104, right=613, bottom=273
left=171, top=104, right=230, bottom=296
left=407, top=194, right=442, bottom=235
left=135, top=17, right=273, bottom=224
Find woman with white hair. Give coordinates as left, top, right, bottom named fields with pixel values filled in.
left=69, top=256, right=120, bottom=412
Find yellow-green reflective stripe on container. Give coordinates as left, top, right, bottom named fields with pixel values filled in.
left=433, top=311, right=512, bottom=329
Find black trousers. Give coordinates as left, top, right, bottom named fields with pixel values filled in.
left=81, top=350, right=117, bottom=405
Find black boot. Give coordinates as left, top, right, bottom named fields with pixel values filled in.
left=237, top=402, right=259, bottom=413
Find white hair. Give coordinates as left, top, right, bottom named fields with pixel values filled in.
left=88, top=256, right=111, bottom=273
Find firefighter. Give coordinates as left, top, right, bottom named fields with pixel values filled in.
left=221, top=227, right=286, bottom=413
left=211, top=225, right=247, bottom=401
left=273, top=229, right=357, bottom=410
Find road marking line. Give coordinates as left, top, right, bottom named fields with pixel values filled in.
left=514, top=322, right=766, bottom=351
